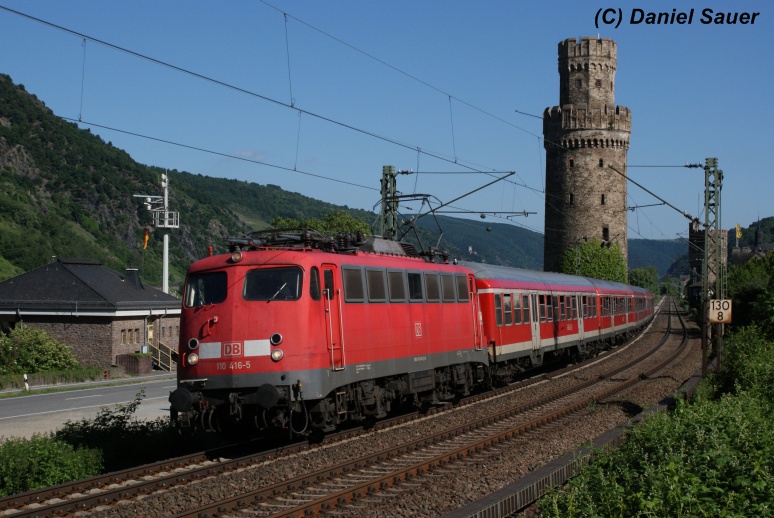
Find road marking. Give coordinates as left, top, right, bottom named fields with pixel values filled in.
left=66, top=394, right=104, bottom=400
left=0, top=396, right=170, bottom=420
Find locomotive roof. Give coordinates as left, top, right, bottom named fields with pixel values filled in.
left=459, top=261, right=649, bottom=295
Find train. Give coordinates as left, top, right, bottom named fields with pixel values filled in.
left=168, top=230, right=654, bottom=436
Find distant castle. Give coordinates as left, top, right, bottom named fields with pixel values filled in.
left=543, top=37, right=631, bottom=272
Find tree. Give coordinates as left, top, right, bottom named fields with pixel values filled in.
left=728, top=253, right=774, bottom=336
left=271, top=210, right=371, bottom=235
left=629, top=265, right=659, bottom=294
left=559, top=239, right=627, bottom=283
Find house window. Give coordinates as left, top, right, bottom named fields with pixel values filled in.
left=121, top=330, right=126, bottom=344
left=135, top=329, right=140, bottom=344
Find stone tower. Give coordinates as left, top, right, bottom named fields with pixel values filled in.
left=542, top=37, right=631, bottom=273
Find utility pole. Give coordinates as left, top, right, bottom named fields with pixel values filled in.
left=701, top=158, right=724, bottom=375
left=133, top=172, right=180, bottom=293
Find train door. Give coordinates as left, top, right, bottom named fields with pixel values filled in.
left=322, top=264, right=345, bottom=371
left=529, top=292, right=540, bottom=353
left=576, top=294, right=585, bottom=342
left=469, top=275, right=483, bottom=351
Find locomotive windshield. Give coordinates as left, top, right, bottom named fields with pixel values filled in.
left=185, top=272, right=227, bottom=307
left=243, top=267, right=303, bottom=301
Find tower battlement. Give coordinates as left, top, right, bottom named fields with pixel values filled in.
left=558, top=37, right=617, bottom=60
left=543, top=104, right=631, bottom=136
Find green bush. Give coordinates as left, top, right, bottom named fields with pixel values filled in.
left=539, top=395, right=774, bottom=517
left=715, top=326, right=774, bottom=403
left=0, top=326, right=79, bottom=375
left=0, top=435, right=102, bottom=497
left=54, top=390, right=182, bottom=471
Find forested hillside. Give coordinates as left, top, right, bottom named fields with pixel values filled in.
left=0, top=73, right=688, bottom=289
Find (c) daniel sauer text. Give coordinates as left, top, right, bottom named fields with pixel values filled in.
left=597, top=8, right=760, bottom=27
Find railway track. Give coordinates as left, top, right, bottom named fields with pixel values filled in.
left=0, top=299, right=687, bottom=517
left=167, top=298, right=687, bottom=517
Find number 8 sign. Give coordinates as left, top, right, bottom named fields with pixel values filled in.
left=709, top=299, right=732, bottom=324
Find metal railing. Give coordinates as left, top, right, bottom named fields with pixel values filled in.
left=150, top=341, right=176, bottom=371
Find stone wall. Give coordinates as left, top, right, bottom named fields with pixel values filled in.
left=19, top=314, right=180, bottom=368
left=23, top=316, right=113, bottom=367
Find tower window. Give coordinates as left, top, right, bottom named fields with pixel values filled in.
left=595, top=79, right=602, bottom=88
left=603, top=226, right=610, bottom=242
left=599, top=159, right=604, bottom=167
left=568, top=159, right=574, bottom=168
left=575, top=79, right=582, bottom=89
left=601, top=194, right=606, bottom=205
left=569, top=193, right=574, bottom=206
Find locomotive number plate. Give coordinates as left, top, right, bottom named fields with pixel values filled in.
left=216, top=361, right=252, bottom=370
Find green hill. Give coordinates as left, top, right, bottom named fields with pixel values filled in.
left=0, top=73, right=690, bottom=288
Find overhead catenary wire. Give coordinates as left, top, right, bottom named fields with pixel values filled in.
left=2, top=4, right=702, bottom=242
left=0, top=5, right=501, bottom=177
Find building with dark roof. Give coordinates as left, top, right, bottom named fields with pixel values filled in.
left=0, top=258, right=181, bottom=367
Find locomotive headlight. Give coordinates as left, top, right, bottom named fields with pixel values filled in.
left=188, top=338, right=199, bottom=350
left=187, top=352, right=199, bottom=366
left=270, top=333, right=283, bottom=346
left=270, top=349, right=284, bottom=362
left=230, top=251, right=243, bottom=263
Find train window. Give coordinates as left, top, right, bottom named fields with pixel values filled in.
left=425, top=273, right=441, bottom=302
left=310, top=267, right=321, bottom=301
left=539, top=295, right=546, bottom=323
left=522, top=295, right=530, bottom=322
left=504, top=294, right=513, bottom=325
left=514, top=294, right=522, bottom=324
left=456, top=275, right=469, bottom=302
left=548, top=296, right=556, bottom=322
left=559, top=296, right=566, bottom=321
left=571, top=296, right=578, bottom=319
left=343, top=267, right=365, bottom=302
left=441, top=274, right=456, bottom=302
left=408, top=272, right=424, bottom=302
left=185, top=271, right=227, bottom=307
left=388, top=271, right=406, bottom=302
left=495, top=293, right=503, bottom=326
left=366, top=269, right=387, bottom=302
left=243, top=267, right=302, bottom=301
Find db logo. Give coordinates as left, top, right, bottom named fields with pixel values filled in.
left=414, top=322, right=422, bottom=337
left=222, top=342, right=243, bottom=357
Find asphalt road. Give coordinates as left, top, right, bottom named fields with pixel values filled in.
left=0, top=375, right=177, bottom=439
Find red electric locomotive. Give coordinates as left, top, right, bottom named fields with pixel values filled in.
left=169, top=231, right=488, bottom=435
left=169, top=230, right=653, bottom=436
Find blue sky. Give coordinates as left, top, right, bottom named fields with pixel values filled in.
left=1, top=1, right=769, bottom=246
